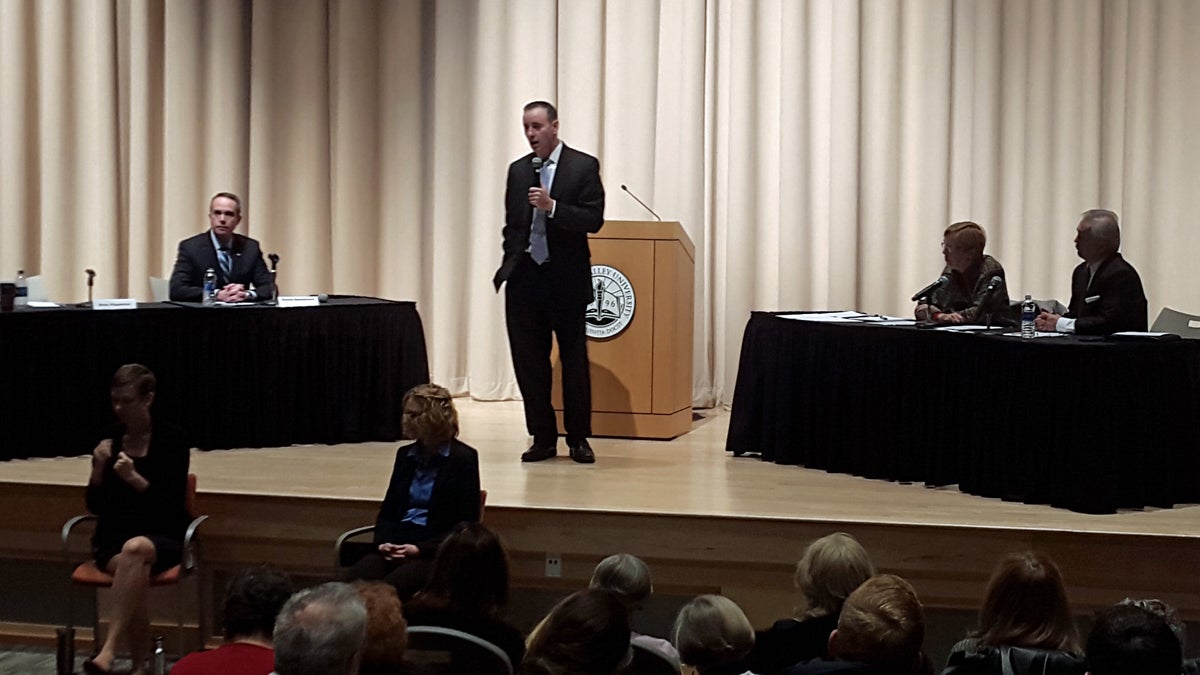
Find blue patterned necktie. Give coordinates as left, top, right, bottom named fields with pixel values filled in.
left=529, top=161, right=551, bottom=265
left=218, top=247, right=232, bottom=278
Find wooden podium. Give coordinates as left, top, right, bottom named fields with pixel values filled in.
left=552, top=220, right=694, bottom=439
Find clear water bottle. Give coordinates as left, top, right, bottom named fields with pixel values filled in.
left=1021, top=294, right=1037, bottom=339
left=14, top=269, right=27, bottom=308
left=203, top=267, right=216, bottom=305
left=153, top=634, right=165, bottom=675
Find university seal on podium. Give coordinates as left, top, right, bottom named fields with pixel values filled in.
left=585, top=265, right=636, bottom=339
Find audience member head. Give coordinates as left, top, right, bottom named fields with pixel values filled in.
left=1116, top=598, right=1186, bottom=659
left=273, top=582, right=367, bottom=675
left=522, top=589, right=631, bottom=675
left=589, top=553, right=652, bottom=611
left=794, top=531, right=876, bottom=620
left=410, top=522, right=510, bottom=617
left=1075, top=209, right=1121, bottom=263
left=1085, top=603, right=1181, bottom=675
left=672, top=594, right=755, bottom=673
left=221, top=566, right=294, bottom=643
left=351, top=581, right=408, bottom=675
left=401, top=383, right=459, bottom=446
left=942, top=221, right=987, bottom=273
left=829, top=574, right=926, bottom=674
left=973, top=551, right=1079, bottom=651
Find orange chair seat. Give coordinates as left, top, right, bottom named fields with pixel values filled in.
left=71, top=561, right=183, bottom=587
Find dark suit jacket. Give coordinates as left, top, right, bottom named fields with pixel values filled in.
left=168, top=231, right=275, bottom=302
left=493, top=143, right=605, bottom=306
left=1064, top=253, right=1147, bottom=335
left=374, top=438, right=481, bottom=559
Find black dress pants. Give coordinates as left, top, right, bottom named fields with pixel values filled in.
left=504, top=256, right=592, bottom=447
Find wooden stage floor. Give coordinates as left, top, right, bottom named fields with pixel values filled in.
left=2, top=399, right=1198, bottom=636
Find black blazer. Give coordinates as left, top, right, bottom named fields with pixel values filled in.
left=374, top=438, right=481, bottom=558
left=168, top=231, right=275, bottom=302
left=493, top=144, right=605, bottom=306
left=1064, top=253, right=1147, bottom=335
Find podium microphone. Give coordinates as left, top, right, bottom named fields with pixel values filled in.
left=620, top=184, right=662, bottom=221
left=911, top=274, right=949, bottom=302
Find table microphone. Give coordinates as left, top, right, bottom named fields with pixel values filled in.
left=620, top=184, right=662, bottom=221
left=911, top=274, right=949, bottom=302
left=267, top=253, right=280, bottom=303
left=83, top=268, right=96, bottom=307
left=985, top=275, right=1002, bottom=293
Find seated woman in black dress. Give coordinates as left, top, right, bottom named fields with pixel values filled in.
left=342, top=383, right=481, bottom=599
left=747, top=531, right=875, bottom=673
left=915, top=221, right=1009, bottom=325
left=84, top=364, right=190, bottom=675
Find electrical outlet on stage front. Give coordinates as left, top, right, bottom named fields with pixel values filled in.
left=545, top=554, right=562, bottom=578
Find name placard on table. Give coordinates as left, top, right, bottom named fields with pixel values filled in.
left=94, top=298, right=138, bottom=310
left=277, top=295, right=321, bottom=308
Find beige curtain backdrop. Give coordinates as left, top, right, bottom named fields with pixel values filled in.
left=2, top=0, right=1198, bottom=407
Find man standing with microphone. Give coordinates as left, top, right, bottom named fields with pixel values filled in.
left=493, top=101, right=605, bottom=464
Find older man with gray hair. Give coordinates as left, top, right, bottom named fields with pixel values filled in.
left=273, top=582, right=367, bottom=675
left=1035, top=209, right=1147, bottom=335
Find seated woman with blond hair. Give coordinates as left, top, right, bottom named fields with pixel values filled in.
left=341, top=383, right=481, bottom=600
left=747, top=532, right=875, bottom=673
left=942, top=551, right=1083, bottom=675
left=915, top=221, right=1009, bottom=325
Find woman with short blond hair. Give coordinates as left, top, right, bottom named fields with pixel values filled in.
left=915, top=221, right=1009, bottom=325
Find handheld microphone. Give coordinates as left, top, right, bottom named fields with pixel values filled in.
left=531, top=156, right=543, bottom=185
left=911, top=274, right=949, bottom=302
left=620, top=184, right=662, bottom=221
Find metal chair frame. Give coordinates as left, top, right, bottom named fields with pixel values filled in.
left=59, top=473, right=209, bottom=673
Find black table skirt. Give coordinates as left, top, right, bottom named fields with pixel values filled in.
left=0, top=296, right=430, bottom=459
left=725, top=312, right=1200, bottom=513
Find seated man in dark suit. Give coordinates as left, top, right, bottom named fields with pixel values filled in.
left=169, top=192, right=275, bottom=302
left=1034, top=209, right=1147, bottom=335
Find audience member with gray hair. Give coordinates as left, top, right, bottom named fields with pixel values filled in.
left=1035, top=209, right=1147, bottom=335
left=273, top=582, right=367, bottom=675
left=589, top=553, right=681, bottom=670
left=672, top=594, right=756, bottom=674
